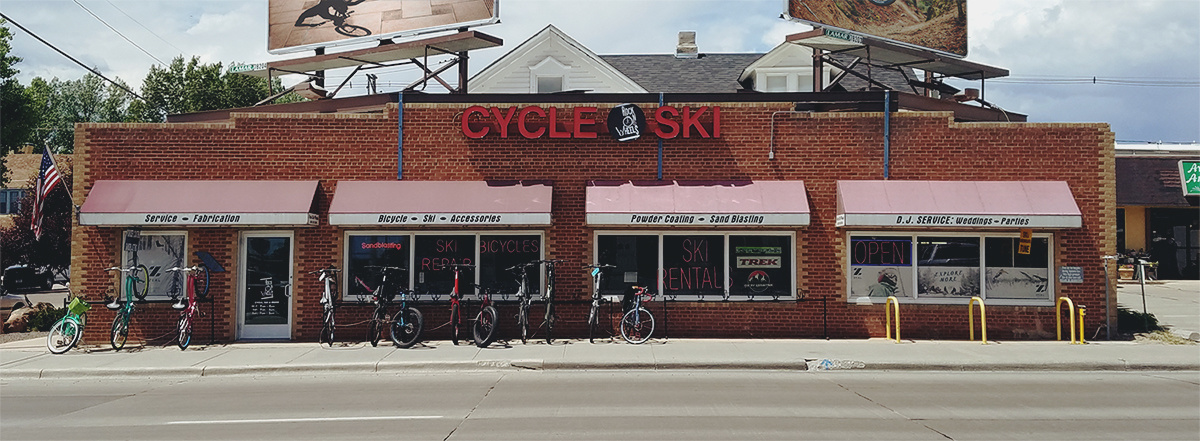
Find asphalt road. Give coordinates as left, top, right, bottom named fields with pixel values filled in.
left=2, top=370, right=1197, bottom=440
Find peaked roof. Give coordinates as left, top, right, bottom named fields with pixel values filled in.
left=469, top=24, right=645, bottom=93
left=1117, top=157, right=1199, bottom=207
left=600, top=54, right=762, bottom=93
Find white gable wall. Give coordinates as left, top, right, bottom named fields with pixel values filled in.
left=471, top=25, right=646, bottom=93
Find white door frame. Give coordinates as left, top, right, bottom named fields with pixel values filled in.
left=237, top=231, right=295, bottom=339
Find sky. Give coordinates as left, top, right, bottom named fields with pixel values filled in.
left=2, top=0, right=1198, bottom=143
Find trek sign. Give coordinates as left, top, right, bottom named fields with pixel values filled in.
left=462, top=104, right=721, bottom=141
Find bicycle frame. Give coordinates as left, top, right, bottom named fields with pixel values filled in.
left=584, top=264, right=615, bottom=343
left=445, top=263, right=475, bottom=345
left=312, top=266, right=340, bottom=346
left=169, top=265, right=206, bottom=349
left=106, top=265, right=147, bottom=350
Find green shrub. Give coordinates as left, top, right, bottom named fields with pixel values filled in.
left=1118, top=306, right=1162, bottom=334
left=25, top=306, right=67, bottom=332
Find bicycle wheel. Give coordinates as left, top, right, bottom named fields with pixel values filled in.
left=472, top=306, right=498, bottom=348
left=195, top=266, right=210, bottom=300
left=177, top=314, right=192, bottom=350
left=544, top=301, right=556, bottom=344
left=110, top=312, right=129, bottom=350
left=390, top=307, right=423, bottom=348
left=336, top=23, right=370, bottom=37
left=450, top=303, right=461, bottom=345
left=587, top=301, right=599, bottom=343
left=620, top=307, right=655, bottom=344
left=132, top=265, right=150, bottom=301
left=320, top=307, right=335, bottom=346
left=47, top=317, right=80, bottom=354
left=518, top=300, right=529, bottom=344
left=368, top=309, right=383, bottom=347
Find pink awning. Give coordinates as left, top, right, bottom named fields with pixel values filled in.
left=328, top=181, right=552, bottom=226
left=836, top=180, right=1082, bottom=228
left=586, top=180, right=810, bottom=227
left=79, top=180, right=319, bottom=226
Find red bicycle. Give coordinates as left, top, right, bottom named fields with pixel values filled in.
left=168, top=264, right=209, bottom=350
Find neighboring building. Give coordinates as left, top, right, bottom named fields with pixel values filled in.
left=1115, top=143, right=1200, bottom=279
left=0, top=150, right=73, bottom=230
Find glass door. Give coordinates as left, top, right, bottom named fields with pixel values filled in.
left=238, top=232, right=294, bottom=339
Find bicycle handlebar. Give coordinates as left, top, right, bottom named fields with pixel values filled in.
left=308, top=266, right=342, bottom=275
left=167, top=265, right=204, bottom=273
left=583, top=264, right=616, bottom=269
left=106, top=266, right=139, bottom=273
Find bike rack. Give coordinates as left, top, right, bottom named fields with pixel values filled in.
left=968, top=296, right=987, bottom=344
left=885, top=296, right=901, bottom=343
left=1056, top=297, right=1082, bottom=344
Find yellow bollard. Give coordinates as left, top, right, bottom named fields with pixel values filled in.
left=1077, top=305, right=1087, bottom=344
left=969, top=297, right=987, bottom=344
left=1056, top=297, right=1077, bottom=344
left=885, top=296, right=901, bottom=343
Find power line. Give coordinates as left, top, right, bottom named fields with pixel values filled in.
left=105, top=0, right=185, bottom=56
left=73, top=0, right=166, bottom=66
left=0, top=12, right=146, bottom=101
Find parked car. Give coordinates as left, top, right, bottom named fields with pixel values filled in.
left=1, top=291, right=31, bottom=322
left=2, top=264, right=56, bottom=293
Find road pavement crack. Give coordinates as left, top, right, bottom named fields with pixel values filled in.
left=443, top=374, right=503, bottom=441
left=834, top=381, right=954, bottom=440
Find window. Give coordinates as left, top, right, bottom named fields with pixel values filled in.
left=596, top=233, right=795, bottom=301
left=764, top=75, right=788, bottom=92
left=537, top=76, right=563, bottom=93
left=344, top=232, right=543, bottom=300
left=122, top=230, right=186, bottom=300
left=848, top=233, right=1054, bottom=304
left=0, top=189, right=24, bottom=215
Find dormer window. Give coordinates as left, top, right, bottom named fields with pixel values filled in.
left=530, top=56, right=571, bottom=94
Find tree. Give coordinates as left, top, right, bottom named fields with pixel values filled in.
left=19, top=74, right=136, bottom=154
left=0, top=19, right=37, bottom=187
left=132, top=56, right=296, bottom=122
left=0, top=157, right=73, bottom=273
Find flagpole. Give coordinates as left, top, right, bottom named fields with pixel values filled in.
left=45, top=147, right=74, bottom=203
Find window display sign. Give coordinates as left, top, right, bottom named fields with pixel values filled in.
left=729, top=236, right=791, bottom=299
left=347, top=235, right=410, bottom=301
left=663, top=235, right=724, bottom=299
left=479, top=235, right=541, bottom=295
left=849, top=236, right=912, bottom=299
left=123, top=231, right=185, bottom=300
left=414, top=235, right=475, bottom=296
left=985, top=237, right=1049, bottom=299
left=917, top=237, right=979, bottom=298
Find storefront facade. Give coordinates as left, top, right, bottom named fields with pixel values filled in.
left=71, top=92, right=1116, bottom=343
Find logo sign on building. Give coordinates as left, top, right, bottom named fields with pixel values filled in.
left=268, top=0, right=500, bottom=54
left=1180, top=160, right=1200, bottom=196
left=784, top=0, right=968, bottom=57
left=607, top=104, right=647, bottom=142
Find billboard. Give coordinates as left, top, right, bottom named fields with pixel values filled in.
left=786, top=0, right=967, bottom=57
left=269, top=0, right=499, bottom=54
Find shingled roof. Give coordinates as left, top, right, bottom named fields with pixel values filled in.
left=1117, top=157, right=1199, bottom=207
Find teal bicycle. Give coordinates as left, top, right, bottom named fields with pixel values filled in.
left=104, top=265, right=149, bottom=351
left=46, top=297, right=91, bottom=354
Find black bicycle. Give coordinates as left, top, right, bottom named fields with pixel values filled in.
left=355, top=266, right=422, bottom=348
left=310, top=265, right=340, bottom=346
left=540, top=259, right=567, bottom=344
left=583, top=264, right=616, bottom=343
left=507, top=261, right=538, bottom=344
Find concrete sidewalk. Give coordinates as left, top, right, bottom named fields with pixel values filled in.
left=2, top=336, right=1197, bottom=380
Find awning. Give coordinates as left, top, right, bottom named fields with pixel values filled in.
left=79, top=180, right=319, bottom=226
left=328, top=181, right=552, bottom=226
left=586, top=181, right=810, bottom=227
left=836, top=181, right=1082, bottom=228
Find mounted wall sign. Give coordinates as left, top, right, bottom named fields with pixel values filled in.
left=461, top=105, right=720, bottom=140
left=607, top=103, right=647, bottom=142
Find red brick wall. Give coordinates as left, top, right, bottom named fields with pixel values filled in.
left=72, top=100, right=1115, bottom=343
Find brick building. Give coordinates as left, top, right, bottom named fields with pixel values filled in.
left=70, top=91, right=1115, bottom=345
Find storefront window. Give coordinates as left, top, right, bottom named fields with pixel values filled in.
left=849, top=236, right=913, bottom=299
left=848, top=233, right=1053, bottom=304
left=346, top=235, right=409, bottom=301
left=414, top=235, right=474, bottom=296
left=984, top=237, right=1050, bottom=299
left=917, top=237, right=980, bottom=298
left=596, top=233, right=794, bottom=301
left=479, top=234, right=542, bottom=295
left=123, top=230, right=185, bottom=300
left=728, top=236, right=792, bottom=299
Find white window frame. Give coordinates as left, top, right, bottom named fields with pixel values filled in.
left=529, top=56, right=571, bottom=93
left=845, top=231, right=1055, bottom=306
left=593, top=230, right=797, bottom=301
left=342, top=230, right=546, bottom=301
left=121, top=229, right=188, bottom=301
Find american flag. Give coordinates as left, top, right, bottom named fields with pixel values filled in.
left=32, top=148, right=63, bottom=240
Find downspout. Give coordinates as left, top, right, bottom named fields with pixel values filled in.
left=883, top=90, right=891, bottom=179
left=397, top=93, right=404, bottom=180
left=657, top=92, right=665, bottom=180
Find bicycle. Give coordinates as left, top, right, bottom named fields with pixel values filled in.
left=620, top=286, right=655, bottom=344
left=445, top=263, right=473, bottom=346
left=168, top=264, right=209, bottom=350
left=310, top=265, right=341, bottom=346
left=294, top=0, right=370, bottom=37
left=472, top=284, right=499, bottom=348
left=540, top=259, right=567, bottom=344
left=46, top=297, right=90, bottom=354
left=507, top=261, right=538, bottom=344
left=356, top=266, right=422, bottom=348
left=104, top=265, right=149, bottom=351
left=583, top=263, right=616, bottom=343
